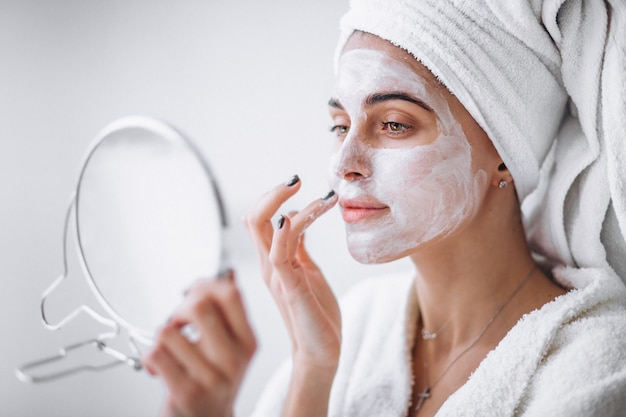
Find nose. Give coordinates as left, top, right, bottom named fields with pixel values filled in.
left=332, top=134, right=372, bottom=181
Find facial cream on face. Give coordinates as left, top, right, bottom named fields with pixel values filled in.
left=329, top=49, right=488, bottom=263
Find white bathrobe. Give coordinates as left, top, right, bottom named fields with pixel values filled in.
left=251, top=1, right=626, bottom=414
left=251, top=267, right=626, bottom=416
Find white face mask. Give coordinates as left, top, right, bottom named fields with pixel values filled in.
left=328, top=49, right=488, bottom=264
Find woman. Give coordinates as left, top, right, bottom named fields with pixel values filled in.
left=143, top=0, right=626, bottom=416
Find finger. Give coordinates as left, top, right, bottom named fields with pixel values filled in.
left=295, top=233, right=341, bottom=325
left=143, top=340, right=188, bottom=391
left=268, top=215, right=312, bottom=297
left=242, top=175, right=301, bottom=255
left=269, top=213, right=294, bottom=271
left=268, top=191, right=337, bottom=290
left=214, top=272, right=257, bottom=353
left=174, top=295, right=238, bottom=378
left=185, top=274, right=256, bottom=351
left=145, top=343, right=218, bottom=416
left=175, top=280, right=256, bottom=380
left=156, top=322, right=224, bottom=384
left=286, top=190, right=338, bottom=258
left=295, top=232, right=317, bottom=273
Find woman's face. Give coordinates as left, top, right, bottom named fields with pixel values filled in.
left=328, top=33, right=496, bottom=264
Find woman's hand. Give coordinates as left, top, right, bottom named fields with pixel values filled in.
left=142, top=271, right=257, bottom=417
left=243, top=176, right=340, bottom=416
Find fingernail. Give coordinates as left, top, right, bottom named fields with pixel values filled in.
left=221, top=268, right=235, bottom=281
left=285, top=175, right=300, bottom=187
left=321, top=190, right=336, bottom=200
left=216, top=269, right=228, bottom=280
left=277, top=214, right=286, bottom=229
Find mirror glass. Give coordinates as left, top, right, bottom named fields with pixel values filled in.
left=75, top=117, right=225, bottom=343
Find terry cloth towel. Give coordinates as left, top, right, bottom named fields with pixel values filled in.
left=335, top=0, right=626, bottom=286
left=250, top=270, right=626, bottom=416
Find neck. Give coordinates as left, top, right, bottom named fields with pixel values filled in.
left=405, top=188, right=568, bottom=416
left=408, top=194, right=555, bottom=350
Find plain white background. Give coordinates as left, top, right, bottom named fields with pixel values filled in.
left=0, top=1, right=411, bottom=415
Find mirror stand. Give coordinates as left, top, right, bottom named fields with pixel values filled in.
left=16, top=196, right=144, bottom=383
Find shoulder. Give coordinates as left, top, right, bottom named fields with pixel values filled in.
left=541, top=302, right=626, bottom=382
left=522, top=289, right=626, bottom=416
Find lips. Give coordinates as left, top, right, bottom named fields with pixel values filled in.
left=339, top=197, right=388, bottom=223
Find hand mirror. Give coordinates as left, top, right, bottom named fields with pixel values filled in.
left=17, top=116, right=228, bottom=382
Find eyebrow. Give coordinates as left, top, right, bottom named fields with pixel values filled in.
left=327, top=92, right=433, bottom=112
left=328, top=97, right=344, bottom=109
left=366, top=92, right=433, bottom=112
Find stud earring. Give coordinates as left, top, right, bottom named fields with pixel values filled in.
left=498, top=180, right=508, bottom=189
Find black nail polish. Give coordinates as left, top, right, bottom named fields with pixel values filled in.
left=322, top=190, right=336, bottom=200
left=223, top=268, right=235, bottom=281
left=285, top=175, right=300, bottom=187
left=217, top=268, right=234, bottom=281
left=277, top=215, right=286, bottom=229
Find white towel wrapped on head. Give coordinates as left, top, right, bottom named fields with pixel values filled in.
left=250, top=3, right=626, bottom=416
left=336, top=0, right=626, bottom=285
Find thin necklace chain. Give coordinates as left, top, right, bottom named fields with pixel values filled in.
left=414, top=266, right=537, bottom=412
left=421, top=312, right=456, bottom=340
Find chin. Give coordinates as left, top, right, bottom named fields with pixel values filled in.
left=347, top=243, right=407, bottom=265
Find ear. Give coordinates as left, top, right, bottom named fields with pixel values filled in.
left=490, top=162, right=514, bottom=189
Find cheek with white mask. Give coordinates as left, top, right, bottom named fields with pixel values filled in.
left=328, top=134, right=488, bottom=264
left=328, top=48, right=489, bottom=263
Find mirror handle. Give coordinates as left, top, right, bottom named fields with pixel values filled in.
left=15, top=338, right=141, bottom=383
left=40, top=194, right=120, bottom=334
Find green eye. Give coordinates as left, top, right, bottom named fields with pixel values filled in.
left=382, top=121, right=410, bottom=133
left=330, top=125, right=349, bottom=135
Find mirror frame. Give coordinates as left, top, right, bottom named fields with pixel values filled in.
left=74, top=115, right=228, bottom=344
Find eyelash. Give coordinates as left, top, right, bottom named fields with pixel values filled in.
left=329, top=125, right=350, bottom=135
left=329, top=121, right=413, bottom=137
left=381, top=121, right=411, bottom=134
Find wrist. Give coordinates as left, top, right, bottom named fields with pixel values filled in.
left=293, top=361, right=337, bottom=385
left=281, top=359, right=337, bottom=417
left=292, top=353, right=339, bottom=379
